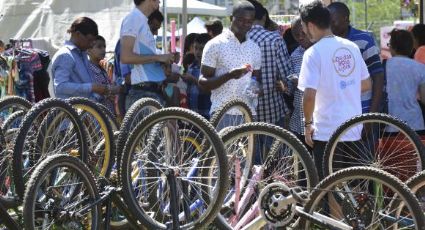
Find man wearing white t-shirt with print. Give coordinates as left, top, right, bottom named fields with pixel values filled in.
left=199, top=1, right=262, bottom=130
left=298, top=0, right=372, bottom=179
left=120, top=0, right=174, bottom=110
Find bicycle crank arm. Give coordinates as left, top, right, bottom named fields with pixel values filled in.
left=295, top=206, right=353, bottom=230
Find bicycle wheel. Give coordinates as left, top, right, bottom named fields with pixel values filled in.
left=210, top=99, right=253, bottom=131
left=120, top=107, right=228, bottom=229
left=23, top=154, right=101, bottom=230
left=67, top=97, right=115, bottom=178
left=324, top=113, right=425, bottom=181
left=215, top=122, right=318, bottom=229
left=116, top=98, right=162, bottom=166
left=12, top=98, right=88, bottom=200
left=0, top=96, right=31, bottom=127
left=301, top=167, right=425, bottom=229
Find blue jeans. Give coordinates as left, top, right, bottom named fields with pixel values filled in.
left=125, top=88, right=165, bottom=111
left=254, top=118, right=285, bottom=165
left=215, top=114, right=244, bottom=132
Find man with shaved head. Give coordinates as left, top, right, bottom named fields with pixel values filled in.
left=199, top=1, right=262, bottom=131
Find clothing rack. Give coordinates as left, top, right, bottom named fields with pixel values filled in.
left=9, top=38, right=33, bottom=50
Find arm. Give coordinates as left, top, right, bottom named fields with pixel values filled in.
left=369, top=72, right=384, bottom=112
left=53, top=54, right=92, bottom=96
left=361, top=77, right=372, bottom=93
left=303, top=88, right=316, bottom=147
left=198, top=65, right=248, bottom=91
left=120, top=36, right=173, bottom=65
left=275, top=39, right=294, bottom=95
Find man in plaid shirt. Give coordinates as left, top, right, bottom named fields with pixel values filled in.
left=247, top=1, right=294, bottom=126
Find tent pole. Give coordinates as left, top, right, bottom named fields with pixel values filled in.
left=163, top=0, right=168, bottom=54
left=182, top=0, right=188, bottom=62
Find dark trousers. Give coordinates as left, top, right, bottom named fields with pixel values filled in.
left=312, top=140, right=327, bottom=181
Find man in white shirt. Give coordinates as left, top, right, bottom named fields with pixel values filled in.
left=298, top=0, right=372, bottom=179
left=199, top=0, right=262, bottom=127
left=120, top=0, right=174, bottom=109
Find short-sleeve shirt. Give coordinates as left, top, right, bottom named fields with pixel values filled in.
left=120, top=8, right=165, bottom=84
left=248, top=25, right=293, bottom=124
left=298, top=36, right=370, bottom=141
left=201, top=30, right=262, bottom=114
left=386, top=56, right=425, bottom=131
left=347, top=26, right=384, bottom=111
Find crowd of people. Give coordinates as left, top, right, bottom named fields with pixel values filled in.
left=40, top=0, right=425, bottom=179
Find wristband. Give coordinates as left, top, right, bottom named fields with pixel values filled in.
left=304, top=120, right=313, bottom=127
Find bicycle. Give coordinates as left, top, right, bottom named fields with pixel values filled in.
left=120, top=107, right=229, bottom=229
left=258, top=166, right=425, bottom=229
left=213, top=122, right=319, bottom=229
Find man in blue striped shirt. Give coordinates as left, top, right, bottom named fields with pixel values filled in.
left=328, top=2, right=385, bottom=113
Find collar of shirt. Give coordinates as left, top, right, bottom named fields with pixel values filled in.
left=222, top=29, right=249, bottom=45
left=132, top=7, right=148, bottom=23
left=64, top=40, right=82, bottom=53
left=251, top=24, right=265, bottom=31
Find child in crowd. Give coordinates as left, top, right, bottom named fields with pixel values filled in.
left=87, top=35, right=121, bottom=114
left=162, top=58, right=181, bottom=107
left=183, top=33, right=211, bottom=119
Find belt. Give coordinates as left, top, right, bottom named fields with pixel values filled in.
left=132, top=82, right=162, bottom=91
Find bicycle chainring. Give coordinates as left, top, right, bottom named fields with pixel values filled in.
left=258, top=182, right=296, bottom=227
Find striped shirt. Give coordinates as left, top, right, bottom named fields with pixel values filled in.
left=248, top=25, right=293, bottom=124
left=347, top=26, right=384, bottom=113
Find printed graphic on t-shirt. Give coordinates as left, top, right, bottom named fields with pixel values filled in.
left=333, top=47, right=355, bottom=77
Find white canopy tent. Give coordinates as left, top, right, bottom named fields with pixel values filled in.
left=177, top=17, right=207, bottom=35
left=161, top=0, right=228, bottom=17
left=0, top=0, right=228, bottom=54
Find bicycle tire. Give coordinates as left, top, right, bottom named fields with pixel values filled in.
left=23, top=154, right=101, bottom=230
left=210, top=99, right=253, bottom=130
left=323, top=113, right=425, bottom=181
left=0, top=96, right=32, bottom=112
left=215, top=122, right=318, bottom=229
left=97, top=102, right=120, bottom=132
left=67, top=97, right=115, bottom=178
left=0, top=127, right=6, bottom=196
left=301, top=166, right=425, bottom=229
left=0, top=126, right=4, bottom=149
left=0, top=96, right=31, bottom=127
left=2, top=110, right=25, bottom=132
left=120, top=107, right=229, bottom=229
left=405, top=171, right=425, bottom=219
left=116, top=98, right=162, bottom=166
left=12, top=98, right=88, bottom=200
